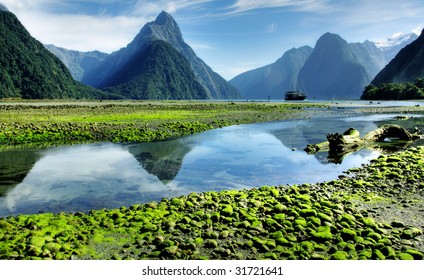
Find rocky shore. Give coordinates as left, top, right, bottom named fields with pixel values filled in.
left=0, top=146, right=423, bottom=260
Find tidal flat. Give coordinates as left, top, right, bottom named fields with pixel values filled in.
left=0, top=100, right=423, bottom=260
left=0, top=100, right=327, bottom=146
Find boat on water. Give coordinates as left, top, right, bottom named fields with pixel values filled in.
left=285, top=91, right=306, bottom=100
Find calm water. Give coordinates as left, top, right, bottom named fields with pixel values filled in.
left=0, top=112, right=423, bottom=217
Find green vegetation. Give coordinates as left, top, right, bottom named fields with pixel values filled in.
left=0, top=11, right=101, bottom=99
left=362, top=78, right=424, bottom=100
left=102, top=41, right=208, bottom=100
left=0, top=101, right=323, bottom=146
left=1, top=146, right=423, bottom=260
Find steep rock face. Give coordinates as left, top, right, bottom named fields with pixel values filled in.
left=371, top=29, right=424, bottom=85
left=229, top=46, right=313, bottom=100
left=0, top=7, right=100, bottom=99
left=82, top=11, right=240, bottom=99
left=102, top=40, right=208, bottom=100
left=45, top=45, right=107, bottom=81
left=297, top=33, right=377, bottom=99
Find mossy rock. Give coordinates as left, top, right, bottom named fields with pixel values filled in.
left=204, top=239, right=218, bottom=248
left=44, top=242, right=62, bottom=254
left=307, top=216, right=321, bottom=227
left=380, top=246, right=397, bottom=259
left=367, top=232, right=382, bottom=242
left=265, top=218, right=279, bottom=228
left=340, top=228, right=357, bottom=241
left=312, top=226, right=333, bottom=241
left=271, top=231, right=284, bottom=240
left=273, top=213, right=286, bottom=222
left=221, top=205, right=233, bottom=216
left=0, top=220, right=13, bottom=230
left=300, top=209, right=317, bottom=218
left=373, top=249, right=386, bottom=260
left=400, top=227, right=423, bottom=239
left=317, top=212, right=333, bottom=223
left=250, top=220, right=264, bottom=231
left=211, top=212, right=220, bottom=223
left=300, top=241, right=315, bottom=254
left=274, top=203, right=288, bottom=213
left=170, top=198, right=185, bottom=207
left=164, top=246, right=179, bottom=255
left=220, top=230, right=230, bottom=238
left=340, top=213, right=356, bottom=224
left=205, top=231, right=219, bottom=239
left=404, top=249, right=424, bottom=260
left=397, top=253, right=414, bottom=260
left=30, top=236, right=46, bottom=248
left=142, top=223, right=158, bottom=232
left=358, top=249, right=373, bottom=259
left=280, top=195, right=292, bottom=204
left=331, top=251, right=349, bottom=260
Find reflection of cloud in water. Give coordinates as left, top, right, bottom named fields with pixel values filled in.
left=2, top=143, right=169, bottom=215
left=173, top=130, right=382, bottom=189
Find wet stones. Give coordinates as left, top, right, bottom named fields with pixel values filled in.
left=1, top=146, right=423, bottom=260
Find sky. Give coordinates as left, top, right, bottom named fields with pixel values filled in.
left=2, top=0, right=424, bottom=80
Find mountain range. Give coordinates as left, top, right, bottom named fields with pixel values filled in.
left=79, top=11, right=240, bottom=100
left=0, top=6, right=102, bottom=99
left=230, top=32, right=418, bottom=100
left=229, top=46, right=313, bottom=100
left=1, top=5, right=238, bottom=100
left=2, top=1, right=423, bottom=101
left=44, top=45, right=108, bottom=82
left=371, top=29, right=424, bottom=85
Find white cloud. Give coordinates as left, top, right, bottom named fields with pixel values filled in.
left=1, top=0, right=216, bottom=53
left=266, top=23, right=278, bottom=33
left=412, top=24, right=424, bottom=35
left=12, top=11, right=144, bottom=53
left=227, top=0, right=334, bottom=14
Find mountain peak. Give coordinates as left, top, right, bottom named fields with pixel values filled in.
left=318, top=32, right=345, bottom=44
left=138, top=10, right=183, bottom=44
left=0, top=3, right=9, bottom=12
left=155, top=11, right=175, bottom=25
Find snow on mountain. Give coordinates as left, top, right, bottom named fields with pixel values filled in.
left=375, top=32, right=418, bottom=50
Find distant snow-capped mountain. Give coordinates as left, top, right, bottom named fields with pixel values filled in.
left=375, top=32, right=418, bottom=49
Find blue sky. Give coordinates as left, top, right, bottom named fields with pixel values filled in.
left=2, top=0, right=424, bottom=79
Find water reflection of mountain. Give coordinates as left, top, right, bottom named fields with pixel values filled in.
left=127, top=140, right=191, bottom=183
left=0, top=147, right=41, bottom=196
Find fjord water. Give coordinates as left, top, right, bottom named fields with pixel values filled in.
left=0, top=113, right=423, bottom=217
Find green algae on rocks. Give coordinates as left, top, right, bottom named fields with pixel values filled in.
left=1, top=146, right=423, bottom=260
left=0, top=101, right=326, bottom=146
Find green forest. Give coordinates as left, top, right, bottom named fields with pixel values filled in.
left=0, top=11, right=101, bottom=99
left=103, top=41, right=208, bottom=100
left=361, top=78, right=424, bottom=100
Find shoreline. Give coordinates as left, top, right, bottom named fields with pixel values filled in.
left=0, top=101, right=423, bottom=260
left=0, top=100, right=423, bottom=147
left=0, top=146, right=422, bottom=260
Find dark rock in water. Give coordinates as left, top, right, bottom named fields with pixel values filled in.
left=305, top=124, right=422, bottom=163
left=363, top=124, right=419, bottom=142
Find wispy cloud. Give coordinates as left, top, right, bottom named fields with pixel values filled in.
left=1, top=0, right=216, bottom=53
left=266, top=23, right=278, bottom=33
left=226, top=0, right=334, bottom=14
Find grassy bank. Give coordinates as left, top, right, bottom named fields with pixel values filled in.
left=0, top=101, right=325, bottom=146
left=0, top=146, right=423, bottom=260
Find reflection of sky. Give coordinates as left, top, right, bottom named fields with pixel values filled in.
left=1, top=113, right=420, bottom=216
left=174, top=129, right=380, bottom=191
left=0, top=143, right=171, bottom=216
